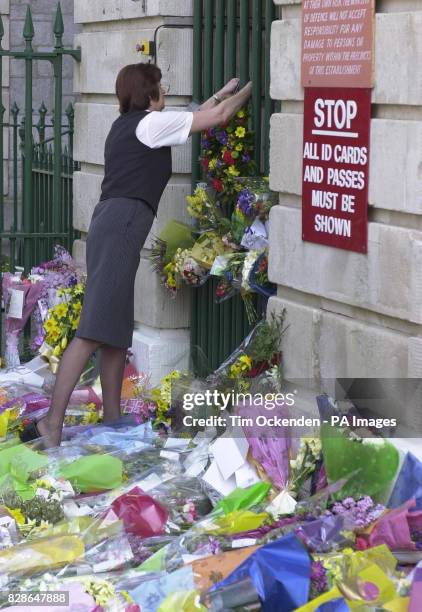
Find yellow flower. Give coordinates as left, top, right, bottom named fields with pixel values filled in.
left=54, top=302, right=69, bottom=320
left=44, top=318, right=58, bottom=333
left=239, top=355, right=253, bottom=369
left=53, top=345, right=62, bottom=357
left=235, top=126, right=246, bottom=138
left=227, top=166, right=240, bottom=176
left=237, top=110, right=245, bottom=118
left=235, top=143, right=243, bottom=152
left=61, top=337, right=68, bottom=350
left=71, top=317, right=80, bottom=331
left=6, top=507, right=25, bottom=525
left=208, top=158, right=217, bottom=170
left=73, top=302, right=82, bottom=314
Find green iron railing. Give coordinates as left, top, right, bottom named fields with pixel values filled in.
left=191, top=0, right=276, bottom=376
left=0, top=3, right=81, bottom=352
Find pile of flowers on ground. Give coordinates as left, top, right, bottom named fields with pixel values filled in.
left=0, top=315, right=421, bottom=611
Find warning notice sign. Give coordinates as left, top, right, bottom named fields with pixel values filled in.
left=302, top=87, right=371, bottom=253
left=301, top=0, right=375, bottom=88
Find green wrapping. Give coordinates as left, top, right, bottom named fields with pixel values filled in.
left=321, top=425, right=400, bottom=503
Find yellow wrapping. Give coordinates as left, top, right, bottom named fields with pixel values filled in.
left=203, top=510, right=268, bottom=535
left=0, top=535, right=84, bottom=576
left=384, top=597, right=410, bottom=612
left=158, top=591, right=206, bottom=612
left=190, top=232, right=228, bottom=269
left=295, top=587, right=343, bottom=611
left=0, top=411, right=8, bottom=437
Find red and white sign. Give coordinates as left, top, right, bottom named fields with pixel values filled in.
left=301, top=0, right=375, bottom=88
left=302, top=87, right=371, bottom=253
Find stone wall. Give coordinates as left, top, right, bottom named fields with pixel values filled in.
left=268, top=1, right=422, bottom=388
left=72, top=0, right=194, bottom=384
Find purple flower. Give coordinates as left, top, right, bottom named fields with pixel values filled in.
left=310, top=561, right=328, bottom=597
left=201, top=139, right=210, bottom=149
left=242, top=154, right=251, bottom=162
left=217, top=131, right=228, bottom=145
left=237, top=188, right=255, bottom=217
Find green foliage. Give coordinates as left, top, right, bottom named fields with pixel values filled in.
left=248, top=310, right=286, bottom=364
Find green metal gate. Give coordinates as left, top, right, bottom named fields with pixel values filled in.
left=0, top=4, right=81, bottom=346
left=190, top=0, right=277, bottom=376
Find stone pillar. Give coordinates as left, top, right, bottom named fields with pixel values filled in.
left=268, top=2, right=422, bottom=393
left=1, top=0, right=10, bottom=199
left=72, top=0, right=194, bottom=384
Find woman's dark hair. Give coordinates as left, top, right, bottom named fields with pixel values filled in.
left=116, top=63, right=162, bottom=114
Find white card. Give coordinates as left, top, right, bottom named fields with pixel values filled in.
left=202, top=460, right=237, bottom=496
left=6, top=288, right=25, bottom=319
left=232, top=538, right=257, bottom=548
left=235, top=463, right=261, bottom=488
left=211, top=431, right=249, bottom=480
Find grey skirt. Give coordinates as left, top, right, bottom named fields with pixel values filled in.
left=75, top=197, right=155, bottom=349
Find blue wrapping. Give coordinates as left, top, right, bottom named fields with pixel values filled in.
left=210, top=533, right=311, bottom=612
left=316, top=598, right=350, bottom=612
left=389, top=452, right=422, bottom=510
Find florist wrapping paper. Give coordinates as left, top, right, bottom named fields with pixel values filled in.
left=191, top=546, right=260, bottom=591
left=320, top=423, right=400, bottom=502
left=2, top=275, right=45, bottom=367
left=59, top=455, right=123, bottom=492
left=211, top=532, right=311, bottom=612
left=409, top=564, right=422, bottom=612
left=239, top=403, right=291, bottom=490
left=129, top=565, right=195, bottom=612
left=111, top=487, right=168, bottom=537
left=389, top=452, right=422, bottom=511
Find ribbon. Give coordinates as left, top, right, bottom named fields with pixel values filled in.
left=39, top=341, right=60, bottom=374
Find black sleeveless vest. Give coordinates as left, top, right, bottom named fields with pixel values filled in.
left=100, top=110, right=172, bottom=214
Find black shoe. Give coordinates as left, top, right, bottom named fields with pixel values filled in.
left=20, top=420, right=43, bottom=443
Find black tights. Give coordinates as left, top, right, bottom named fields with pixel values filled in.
left=38, top=337, right=127, bottom=446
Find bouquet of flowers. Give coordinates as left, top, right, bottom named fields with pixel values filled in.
left=40, top=283, right=85, bottom=372
left=174, top=248, right=208, bottom=288
left=200, top=108, right=255, bottom=204
left=186, top=184, right=232, bottom=236
left=150, top=221, right=196, bottom=297
left=29, top=246, right=82, bottom=352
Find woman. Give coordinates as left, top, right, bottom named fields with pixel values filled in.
left=21, top=63, right=252, bottom=446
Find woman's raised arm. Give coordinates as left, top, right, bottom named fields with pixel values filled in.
left=189, top=82, right=253, bottom=134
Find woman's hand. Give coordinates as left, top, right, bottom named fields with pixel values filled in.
left=190, top=81, right=253, bottom=135
left=218, top=78, right=240, bottom=98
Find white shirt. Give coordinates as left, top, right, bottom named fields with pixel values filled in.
left=136, top=110, right=194, bottom=149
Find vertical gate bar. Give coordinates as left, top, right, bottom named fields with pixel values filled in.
left=52, top=3, right=64, bottom=236
left=251, top=0, right=262, bottom=172
left=226, top=0, right=236, bottom=80
left=214, top=0, right=225, bottom=91
left=0, top=15, right=4, bottom=236
left=0, top=16, right=3, bottom=351
left=264, top=0, right=274, bottom=175
left=203, top=0, right=214, bottom=99
left=191, top=0, right=203, bottom=373
left=239, top=0, right=250, bottom=86
left=23, top=7, right=34, bottom=272
left=11, top=104, right=19, bottom=270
